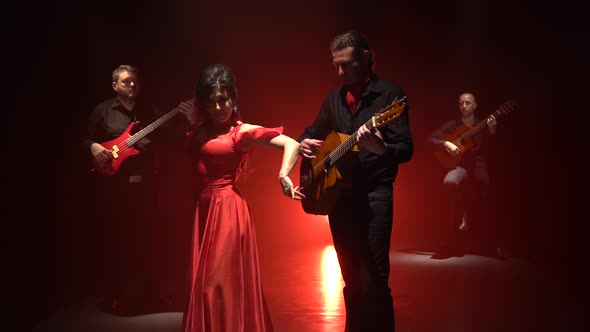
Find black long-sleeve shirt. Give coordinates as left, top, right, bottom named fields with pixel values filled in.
left=298, top=74, right=413, bottom=190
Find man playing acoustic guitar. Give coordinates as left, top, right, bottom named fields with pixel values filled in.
left=429, top=92, right=506, bottom=260
left=298, top=30, right=413, bottom=332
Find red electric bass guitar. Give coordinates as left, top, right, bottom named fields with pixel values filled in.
left=91, top=107, right=180, bottom=176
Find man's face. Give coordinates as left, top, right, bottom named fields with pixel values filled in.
left=112, top=70, right=140, bottom=99
left=458, top=93, right=477, bottom=117
left=332, top=47, right=364, bottom=86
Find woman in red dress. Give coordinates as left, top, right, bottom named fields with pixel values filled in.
left=177, top=64, right=303, bottom=332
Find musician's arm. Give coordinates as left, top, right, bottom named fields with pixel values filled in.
left=80, top=105, right=105, bottom=155
left=381, top=103, right=414, bottom=163
left=77, top=105, right=112, bottom=164
left=428, top=120, right=456, bottom=147
left=429, top=137, right=446, bottom=146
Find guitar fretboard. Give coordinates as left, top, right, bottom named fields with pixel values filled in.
left=125, top=108, right=180, bottom=147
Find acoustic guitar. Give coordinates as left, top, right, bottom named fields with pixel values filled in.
left=434, top=99, right=517, bottom=170
left=299, top=97, right=407, bottom=215
left=92, top=106, right=181, bottom=176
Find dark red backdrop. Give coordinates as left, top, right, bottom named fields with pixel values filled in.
left=16, top=0, right=584, bottom=329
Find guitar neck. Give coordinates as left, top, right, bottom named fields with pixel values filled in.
left=311, top=96, right=406, bottom=174
left=126, top=107, right=180, bottom=146
left=457, top=110, right=500, bottom=142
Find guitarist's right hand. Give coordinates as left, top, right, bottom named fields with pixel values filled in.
left=299, top=139, right=324, bottom=159
left=91, top=143, right=113, bottom=163
left=443, top=141, right=460, bottom=158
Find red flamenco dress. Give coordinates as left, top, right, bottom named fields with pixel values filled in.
left=183, top=124, right=282, bottom=332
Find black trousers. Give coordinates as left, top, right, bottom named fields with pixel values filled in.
left=329, top=187, right=395, bottom=332
left=443, top=163, right=501, bottom=253
left=90, top=174, right=159, bottom=303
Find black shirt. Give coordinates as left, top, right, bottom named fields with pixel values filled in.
left=298, top=74, right=413, bottom=190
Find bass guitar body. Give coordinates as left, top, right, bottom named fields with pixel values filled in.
left=92, top=122, right=140, bottom=176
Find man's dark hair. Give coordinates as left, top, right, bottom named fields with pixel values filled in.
left=112, top=64, right=137, bottom=83
left=330, top=30, right=374, bottom=68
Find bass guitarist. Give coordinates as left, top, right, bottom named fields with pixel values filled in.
left=80, top=64, right=194, bottom=315
left=297, top=31, right=413, bottom=332
left=428, top=92, right=505, bottom=260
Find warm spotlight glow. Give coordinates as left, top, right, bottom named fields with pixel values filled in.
left=308, top=215, right=330, bottom=223
left=321, top=245, right=344, bottom=316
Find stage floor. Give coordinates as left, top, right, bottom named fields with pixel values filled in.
left=31, top=245, right=574, bottom=332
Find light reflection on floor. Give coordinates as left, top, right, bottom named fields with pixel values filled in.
left=320, top=245, right=344, bottom=326
left=260, top=243, right=346, bottom=332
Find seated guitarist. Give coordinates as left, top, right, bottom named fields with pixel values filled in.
left=428, top=92, right=505, bottom=260
left=298, top=30, right=413, bottom=332
left=80, top=64, right=194, bottom=315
